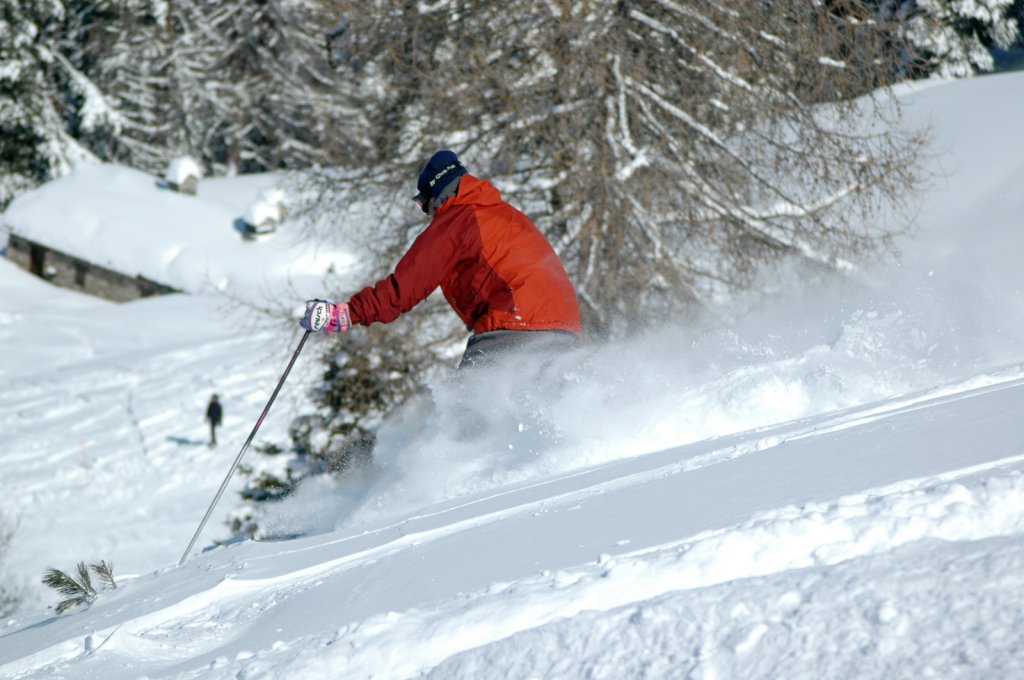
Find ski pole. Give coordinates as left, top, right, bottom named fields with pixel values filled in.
left=178, top=330, right=311, bottom=566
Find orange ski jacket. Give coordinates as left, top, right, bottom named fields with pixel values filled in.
left=347, top=174, right=581, bottom=336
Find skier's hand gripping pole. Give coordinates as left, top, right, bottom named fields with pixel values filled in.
left=300, top=299, right=351, bottom=333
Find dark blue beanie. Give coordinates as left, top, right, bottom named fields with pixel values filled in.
left=414, top=150, right=467, bottom=212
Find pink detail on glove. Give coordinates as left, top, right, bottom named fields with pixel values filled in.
left=324, top=302, right=352, bottom=333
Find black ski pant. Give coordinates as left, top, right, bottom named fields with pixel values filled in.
left=458, top=329, right=580, bottom=370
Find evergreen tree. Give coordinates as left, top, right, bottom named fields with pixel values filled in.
left=880, top=0, right=1021, bottom=77
left=60, top=0, right=179, bottom=171
left=0, top=0, right=100, bottom=206
left=181, top=0, right=370, bottom=174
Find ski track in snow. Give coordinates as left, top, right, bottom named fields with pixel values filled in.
left=8, top=456, right=1024, bottom=679
left=4, top=371, right=1024, bottom=679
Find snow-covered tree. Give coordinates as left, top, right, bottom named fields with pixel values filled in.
left=173, top=1, right=370, bottom=174
left=0, top=0, right=101, bottom=206
left=876, top=0, right=1021, bottom=77
left=0, top=0, right=373, bottom=186
left=58, top=0, right=180, bottom=171
left=319, top=0, right=933, bottom=333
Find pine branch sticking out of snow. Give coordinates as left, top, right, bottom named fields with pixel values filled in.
left=41, top=560, right=117, bottom=615
left=41, top=563, right=94, bottom=614
left=90, top=560, right=116, bottom=590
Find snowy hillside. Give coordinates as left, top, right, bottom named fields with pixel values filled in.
left=2, top=71, right=1024, bottom=678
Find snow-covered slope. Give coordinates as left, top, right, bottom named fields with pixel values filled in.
left=1, top=71, right=1024, bottom=678
left=3, top=355, right=1024, bottom=678
left=0, top=257, right=324, bottom=609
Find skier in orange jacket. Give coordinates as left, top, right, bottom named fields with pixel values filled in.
left=301, top=150, right=581, bottom=368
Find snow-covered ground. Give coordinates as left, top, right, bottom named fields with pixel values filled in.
left=1, top=71, right=1024, bottom=678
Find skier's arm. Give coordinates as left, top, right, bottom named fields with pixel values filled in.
left=347, top=208, right=472, bottom=326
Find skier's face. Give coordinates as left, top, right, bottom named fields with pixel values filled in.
left=413, top=194, right=438, bottom=217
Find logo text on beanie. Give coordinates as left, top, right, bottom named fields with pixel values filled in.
left=429, top=163, right=460, bottom=188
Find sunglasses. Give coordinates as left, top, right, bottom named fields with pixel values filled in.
left=412, top=193, right=430, bottom=214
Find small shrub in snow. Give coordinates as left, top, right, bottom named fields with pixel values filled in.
left=233, top=320, right=448, bottom=539
left=42, top=560, right=117, bottom=615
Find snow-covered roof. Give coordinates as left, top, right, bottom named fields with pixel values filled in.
left=164, top=155, right=203, bottom=184
left=244, top=187, right=287, bottom=231
left=2, top=162, right=355, bottom=300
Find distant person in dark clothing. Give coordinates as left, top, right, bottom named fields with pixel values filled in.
left=206, top=394, right=222, bottom=446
